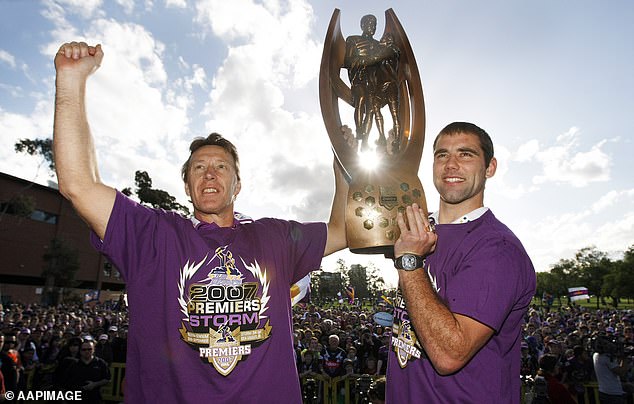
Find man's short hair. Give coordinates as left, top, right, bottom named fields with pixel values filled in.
left=538, top=353, right=558, bottom=373
left=434, top=122, right=494, bottom=168
left=181, top=133, right=240, bottom=183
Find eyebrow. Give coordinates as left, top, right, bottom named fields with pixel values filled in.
left=433, top=146, right=481, bottom=156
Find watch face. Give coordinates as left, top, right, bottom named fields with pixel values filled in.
left=403, top=255, right=417, bottom=269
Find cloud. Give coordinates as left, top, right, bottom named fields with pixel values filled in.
left=191, top=0, right=333, bottom=221
left=115, top=0, right=135, bottom=14
left=533, top=127, right=611, bottom=187
left=0, top=101, right=56, bottom=184
left=511, top=188, right=634, bottom=271
left=51, top=0, right=105, bottom=19
left=0, top=50, right=16, bottom=69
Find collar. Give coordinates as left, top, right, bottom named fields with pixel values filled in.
left=429, top=207, right=489, bottom=225
left=189, top=211, right=253, bottom=229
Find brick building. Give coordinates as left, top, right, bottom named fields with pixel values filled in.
left=0, top=172, right=125, bottom=304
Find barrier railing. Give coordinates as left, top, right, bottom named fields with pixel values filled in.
left=101, top=362, right=126, bottom=402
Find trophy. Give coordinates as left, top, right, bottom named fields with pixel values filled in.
left=320, top=9, right=427, bottom=256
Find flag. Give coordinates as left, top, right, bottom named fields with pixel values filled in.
left=84, top=289, right=100, bottom=304
left=290, top=274, right=311, bottom=306
left=345, top=285, right=355, bottom=304
left=568, top=287, right=589, bottom=302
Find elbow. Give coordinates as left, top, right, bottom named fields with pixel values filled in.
left=56, top=179, right=81, bottom=202
left=431, top=354, right=471, bottom=376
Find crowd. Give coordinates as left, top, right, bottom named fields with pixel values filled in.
left=0, top=301, right=127, bottom=402
left=1, top=299, right=633, bottom=403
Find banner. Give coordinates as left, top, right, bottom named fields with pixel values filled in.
left=84, top=289, right=100, bottom=304
left=568, top=287, right=589, bottom=302
left=290, top=274, right=310, bottom=306
left=345, top=285, right=355, bottom=304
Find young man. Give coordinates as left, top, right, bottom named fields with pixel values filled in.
left=387, top=122, right=536, bottom=403
left=64, top=340, right=111, bottom=403
left=53, top=42, right=347, bottom=402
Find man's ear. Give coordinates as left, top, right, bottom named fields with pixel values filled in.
left=184, top=182, right=191, bottom=197
left=485, top=157, right=497, bottom=178
left=233, top=181, right=242, bottom=200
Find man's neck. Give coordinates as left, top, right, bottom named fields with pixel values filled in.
left=437, top=200, right=484, bottom=224
left=194, top=210, right=235, bottom=227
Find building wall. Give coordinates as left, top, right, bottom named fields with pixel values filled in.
left=0, top=172, right=125, bottom=304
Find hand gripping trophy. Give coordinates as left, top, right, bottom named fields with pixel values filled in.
left=320, top=9, right=427, bottom=256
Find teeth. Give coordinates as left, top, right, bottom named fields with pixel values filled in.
left=445, top=178, right=463, bottom=183
left=203, top=188, right=218, bottom=193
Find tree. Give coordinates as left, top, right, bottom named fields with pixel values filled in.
left=569, top=246, right=612, bottom=308
left=601, top=245, right=634, bottom=307
left=546, top=258, right=577, bottom=306
left=14, top=138, right=55, bottom=174
left=0, top=193, right=35, bottom=224
left=14, top=137, right=191, bottom=216
left=122, top=170, right=190, bottom=216
left=42, top=238, right=80, bottom=305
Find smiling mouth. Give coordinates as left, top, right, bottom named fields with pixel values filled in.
left=444, top=177, right=464, bottom=183
left=202, top=188, right=218, bottom=194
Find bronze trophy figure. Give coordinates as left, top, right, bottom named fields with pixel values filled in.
left=320, top=9, right=427, bottom=256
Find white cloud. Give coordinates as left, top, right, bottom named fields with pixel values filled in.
left=115, top=0, right=135, bottom=14
left=514, top=139, right=538, bottom=162
left=512, top=188, right=634, bottom=272
left=0, top=50, right=16, bottom=68
left=0, top=101, right=56, bottom=185
left=52, top=0, right=105, bottom=19
left=165, top=0, right=187, bottom=8
left=533, top=127, right=611, bottom=187
left=191, top=0, right=332, bottom=219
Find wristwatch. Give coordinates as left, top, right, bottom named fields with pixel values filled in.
left=394, top=254, right=425, bottom=271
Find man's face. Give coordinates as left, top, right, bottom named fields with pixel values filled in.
left=433, top=132, right=496, bottom=212
left=80, top=342, right=94, bottom=361
left=185, top=145, right=241, bottom=222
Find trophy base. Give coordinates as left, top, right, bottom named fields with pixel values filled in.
left=345, top=172, right=426, bottom=258
left=350, top=245, right=395, bottom=259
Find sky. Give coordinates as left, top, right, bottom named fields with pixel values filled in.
left=1, top=0, right=633, bottom=288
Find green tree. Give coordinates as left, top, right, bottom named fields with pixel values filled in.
left=14, top=138, right=55, bottom=174
left=122, top=170, right=190, bottom=216
left=14, top=137, right=190, bottom=216
left=42, top=238, right=80, bottom=305
left=547, top=258, right=577, bottom=306
left=569, top=246, right=612, bottom=308
left=602, top=245, right=634, bottom=307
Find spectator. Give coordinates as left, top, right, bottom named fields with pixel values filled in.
left=537, top=354, right=576, bottom=404
left=593, top=334, right=629, bottom=404
left=0, top=332, right=19, bottom=393
left=94, top=334, right=113, bottom=365
left=322, top=334, right=346, bottom=379
left=64, top=340, right=111, bottom=404
left=54, top=336, right=82, bottom=390
left=561, top=344, right=594, bottom=403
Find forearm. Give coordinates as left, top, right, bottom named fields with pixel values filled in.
left=399, top=269, right=489, bottom=375
left=54, top=76, right=100, bottom=197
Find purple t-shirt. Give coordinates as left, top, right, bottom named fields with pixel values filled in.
left=91, top=192, right=327, bottom=403
left=387, top=210, right=536, bottom=403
